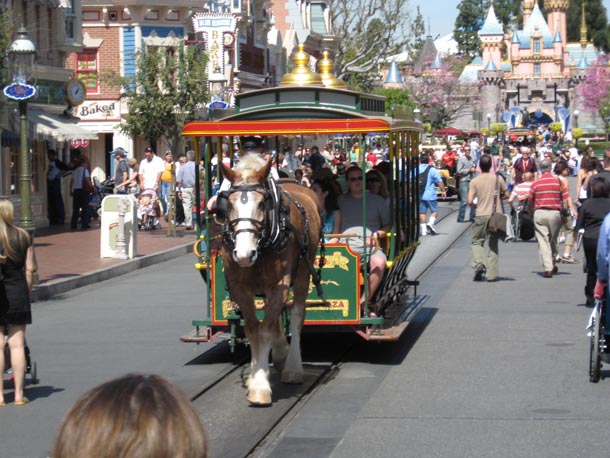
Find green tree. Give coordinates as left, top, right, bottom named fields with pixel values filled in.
left=0, top=6, right=13, bottom=87
left=330, top=0, right=413, bottom=90
left=454, top=0, right=489, bottom=57
left=105, top=43, right=209, bottom=152
left=408, top=6, right=427, bottom=64
left=374, top=87, right=411, bottom=117
left=564, top=0, right=610, bottom=53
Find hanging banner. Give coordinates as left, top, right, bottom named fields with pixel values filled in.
left=192, top=13, right=236, bottom=81
left=558, top=107, right=571, bottom=133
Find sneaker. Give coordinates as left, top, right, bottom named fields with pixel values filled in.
left=474, top=265, right=486, bottom=281
left=427, top=224, right=438, bottom=235
left=561, top=255, right=578, bottom=264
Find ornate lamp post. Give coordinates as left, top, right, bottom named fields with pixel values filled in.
left=573, top=109, right=579, bottom=128
left=4, top=26, right=37, bottom=233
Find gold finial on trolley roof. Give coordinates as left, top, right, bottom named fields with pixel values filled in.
left=279, top=43, right=325, bottom=87
left=317, top=50, right=347, bottom=89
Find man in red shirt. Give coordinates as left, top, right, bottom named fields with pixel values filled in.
left=528, top=159, right=570, bottom=278
left=441, top=149, right=457, bottom=176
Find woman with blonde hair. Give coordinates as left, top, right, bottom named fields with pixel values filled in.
left=0, top=198, right=34, bottom=406
left=366, top=169, right=389, bottom=201
left=52, top=373, right=208, bottom=458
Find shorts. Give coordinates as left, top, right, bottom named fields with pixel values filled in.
left=419, top=199, right=438, bottom=214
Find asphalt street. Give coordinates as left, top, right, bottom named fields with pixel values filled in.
left=2, top=193, right=609, bottom=458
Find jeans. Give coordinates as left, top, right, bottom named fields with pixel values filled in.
left=160, top=182, right=171, bottom=215
left=458, top=179, right=475, bottom=221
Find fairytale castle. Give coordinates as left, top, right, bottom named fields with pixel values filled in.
left=388, top=0, right=604, bottom=133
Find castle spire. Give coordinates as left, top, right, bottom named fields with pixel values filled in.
left=580, top=0, right=588, bottom=48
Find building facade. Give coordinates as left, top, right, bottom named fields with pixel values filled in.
left=0, top=0, right=96, bottom=226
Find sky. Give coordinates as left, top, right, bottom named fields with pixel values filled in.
left=415, top=0, right=610, bottom=39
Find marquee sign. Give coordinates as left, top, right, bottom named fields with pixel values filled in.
left=192, top=13, right=236, bottom=82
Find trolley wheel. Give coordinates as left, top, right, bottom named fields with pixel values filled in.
left=589, top=312, right=602, bottom=383
left=30, top=361, right=38, bottom=385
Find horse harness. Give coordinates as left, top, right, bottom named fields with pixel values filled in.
left=216, top=179, right=326, bottom=299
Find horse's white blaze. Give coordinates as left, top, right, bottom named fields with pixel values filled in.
left=232, top=197, right=259, bottom=266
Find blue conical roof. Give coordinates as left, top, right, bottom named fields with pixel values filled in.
left=484, top=58, right=497, bottom=71
left=430, top=53, right=442, bottom=70
left=578, top=54, right=589, bottom=69
left=479, top=5, right=503, bottom=36
left=385, top=61, right=404, bottom=84
left=554, top=28, right=562, bottom=43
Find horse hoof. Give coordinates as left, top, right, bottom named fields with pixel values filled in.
left=247, top=390, right=272, bottom=406
left=281, top=370, right=304, bottom=384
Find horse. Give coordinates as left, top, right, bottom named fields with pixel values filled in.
left=218, top=154, right=322, bottom=405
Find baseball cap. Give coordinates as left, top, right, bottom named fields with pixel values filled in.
left=144, top=146, right=154, bottom=153
left=111, top=147, right=127, bottom=158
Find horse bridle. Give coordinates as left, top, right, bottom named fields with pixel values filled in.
left=217, top=183, right=274, bottom=249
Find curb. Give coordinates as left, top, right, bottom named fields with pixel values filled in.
left=31, top=242, right=193, bottom=303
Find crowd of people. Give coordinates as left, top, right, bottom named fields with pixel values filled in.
left=423, top=131, right=610, bottom=309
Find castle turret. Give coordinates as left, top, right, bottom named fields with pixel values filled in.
left=545, top=0, right=569, bottom=49
left=479, top=4, right=504, bottom=71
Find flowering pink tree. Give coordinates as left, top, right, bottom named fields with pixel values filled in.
left=407, top=65, right=478, bottom=129
left=577, top=56, right=610, bottom=125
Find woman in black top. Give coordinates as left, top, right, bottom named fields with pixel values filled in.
left=0, top=198, right=34, bottom=405
left=575, top=176, right=610, bottom=306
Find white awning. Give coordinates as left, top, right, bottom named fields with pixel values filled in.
left=27, top=109, right=98, bottom=142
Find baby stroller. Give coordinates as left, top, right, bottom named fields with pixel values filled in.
left=4, top=342, right=39, bottom=385
left=137, top=189, right=162, bottom=230
left=89, top=177, right=115, bottom=219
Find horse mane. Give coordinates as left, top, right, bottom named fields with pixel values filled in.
left=234, top=154, right=267, bottom=183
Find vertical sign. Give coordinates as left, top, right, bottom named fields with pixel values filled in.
left=192, top=13, right=236, bottom=80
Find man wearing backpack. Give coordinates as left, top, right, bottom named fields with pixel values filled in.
left=419, top=153, right=446, bottom=235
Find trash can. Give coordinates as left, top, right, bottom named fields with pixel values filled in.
left=100, top=194, right=138, bottom=259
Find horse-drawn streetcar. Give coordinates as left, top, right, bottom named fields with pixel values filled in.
left=181, top=47, right=425, bottom=404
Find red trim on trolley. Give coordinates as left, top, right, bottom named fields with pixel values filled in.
left=183, top=118, right=391, bottom=136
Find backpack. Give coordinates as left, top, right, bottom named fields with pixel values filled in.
left=418, top=165, right=431, bottom=194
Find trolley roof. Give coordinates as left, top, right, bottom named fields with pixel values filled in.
left=182, top=118, right=404, bottom=137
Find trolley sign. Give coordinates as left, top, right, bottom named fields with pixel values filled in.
left=71, top=138, right=90, bottom=148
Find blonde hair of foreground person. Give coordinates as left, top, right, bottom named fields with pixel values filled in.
left=51, top=373, right=208, bottom=458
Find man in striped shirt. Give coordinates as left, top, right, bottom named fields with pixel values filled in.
left=528, top=160, right=570, bottom=278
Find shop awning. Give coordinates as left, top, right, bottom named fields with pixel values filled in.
left=1, top=130, right=19, bottom=147
left=27, top=109, right=98, bottom=142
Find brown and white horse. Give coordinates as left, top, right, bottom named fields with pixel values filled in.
left=219, top=155, right=321, bottom=405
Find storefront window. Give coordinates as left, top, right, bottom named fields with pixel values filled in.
left=8, top=146, right=40, bottom=195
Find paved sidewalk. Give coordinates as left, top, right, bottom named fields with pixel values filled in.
left=31, top=219, right=195, bottom=302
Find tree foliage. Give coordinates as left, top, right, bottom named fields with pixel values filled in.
left=104, top=44, right=209, bottom=152
left=0, top=6, right=13, bottom=87
left=408, top=6, right=427, bottom=65
left=577, top=56, right=610, bottom=128
left=373, top=87, right=411, bottom=117
left=564, top=0, right=610, bottom=53
left=406, top=62, right=477, bottom=129
left=330, top=0, right=413, bottom=91
left=454, top=0, right=488, bottom=57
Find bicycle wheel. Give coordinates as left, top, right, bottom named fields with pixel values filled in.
left=590, top=307, right=602, bottom=383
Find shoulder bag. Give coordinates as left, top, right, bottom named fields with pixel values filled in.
left=487, top=176, right=514, bottom=241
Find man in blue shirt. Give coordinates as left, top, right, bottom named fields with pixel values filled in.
left=419, top=153, right=446, bottom=235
